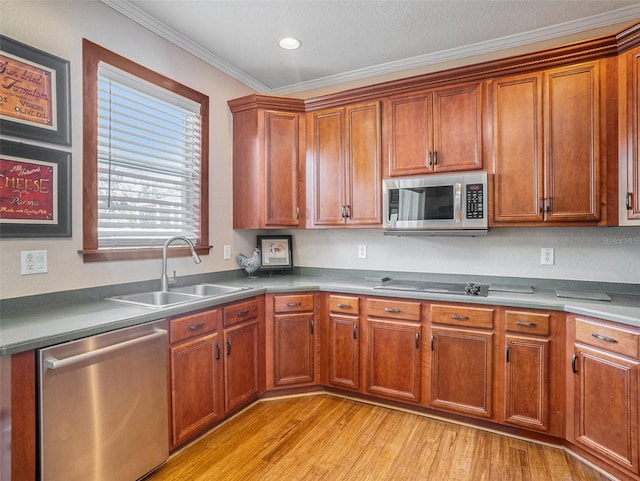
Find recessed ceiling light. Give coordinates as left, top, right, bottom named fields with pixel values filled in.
left=278, top=37, right=301, bottom=50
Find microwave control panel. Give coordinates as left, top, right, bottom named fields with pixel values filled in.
left=466, top=183, right=484, bottom=219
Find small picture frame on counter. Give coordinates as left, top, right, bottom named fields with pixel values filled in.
left=257, top=234, right=293, bottom=272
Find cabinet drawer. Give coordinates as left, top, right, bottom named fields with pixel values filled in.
left=431, top=304, right=494, bottom=329
left=329, top=295, right=359, bottom=315
left=575, top=316, right=640, bottom=358
left=273, top=294, right=314, bottom=313
left=505, top=310, right=550, bottom=336
left=170, top=309, right=219, bottom=344
left=367, top=298, right=421, bottom=321
left=223, top=298, right=259, bottom=327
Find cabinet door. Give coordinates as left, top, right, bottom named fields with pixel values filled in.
left=492, top=73, right=544, bottom=223
left=386, top=92, right=433, bottom=176
left=345, top=101, right=381, bottom=225
left=431, top=327, right=493, bottom=418
left=273, top=313, right=314, bottom=386
left=366, top=319, right=421, bottom=402
left=171, top=332, right=222, bottom=447
left=329, top=314, right=360, bottom=390
left=624, top=47, right=640, bottom=220
left=432, top=82, right=483, bottom=172
left=264, top=110, right=302, bottom=226
left=571, top=344, right=639, bottom=474
left=224, top=321, right=259, bottom=413
left=308, top=108, right=346, bottom=225
left=504, top=335, right=549, bottom=431
left=545, top=62, right=600, bottom=222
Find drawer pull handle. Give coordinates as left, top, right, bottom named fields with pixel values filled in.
left=287, top=302, right=302, bottom=307
left=506, top=344, right=510, bottom=363
left=516, top=321, right=537, bottom=328
left=188, top=323, right=205, bottom=331
left=237, top=310, right=250, bottom=317
left=591, top=333, right=617, bottom=343
left=415, top=333, right=420, bottom=349
left=227, top=339, right=232, bottom=356
left=353, top=325, right=358, bottom=340
left=310, top=319, right=314, bottom=335
left=571, top=354, right=578, bottom=374
left=450, top=314, right=469, bottom=320
left=336, top=303, right=351, bottom=309
left=384, top=307, right=401, bottom=313
left=216, top=343, right=221, bottom=360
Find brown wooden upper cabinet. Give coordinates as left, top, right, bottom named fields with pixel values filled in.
left=491, top=61, right=602, bottom=225
left=228, top=95, right=306, bottom=229
left=306, top=100, right=382, bottom=227
left=620, top=45, right=640, bottom=222
left=385, top=81, right=484, bottom=177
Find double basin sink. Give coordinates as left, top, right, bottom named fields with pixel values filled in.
left=107, top=284, right=251, bottom=308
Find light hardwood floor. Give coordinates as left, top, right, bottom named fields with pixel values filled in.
left=146, top=394, right=610, bottom=481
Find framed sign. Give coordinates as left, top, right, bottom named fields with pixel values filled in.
left=257, top=235, right=293, bottom=271
left=0, top=35, right=71, bottom=145
left=0, top=140, right=71, bottom=237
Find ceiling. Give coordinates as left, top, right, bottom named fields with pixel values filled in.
left=102, top=0, right=640, bottom=94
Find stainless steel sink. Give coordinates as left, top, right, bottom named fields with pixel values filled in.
left=107, top=284, right=250, bottom=308
left=108, top=291, right=202, bottom=307
left=108, top=291, right=203, bottom=308
left=171, top=284, right=250, bottom=297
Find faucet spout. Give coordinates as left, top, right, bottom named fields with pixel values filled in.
left=161, top=236, right=202, bottom=292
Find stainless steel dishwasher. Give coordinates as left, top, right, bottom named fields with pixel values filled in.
left=38, top=320, right=168, bottom=481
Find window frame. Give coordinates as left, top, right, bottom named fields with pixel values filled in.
left=81, top=39, right=209, bottom=262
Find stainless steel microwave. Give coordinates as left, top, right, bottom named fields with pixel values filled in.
left=382, top=172, right=488, bottom=236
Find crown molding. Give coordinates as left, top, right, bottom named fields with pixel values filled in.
left=101, top=0, right=640, bottom=95
left=99, top=0, right=269, bottom=92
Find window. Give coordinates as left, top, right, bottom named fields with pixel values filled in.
left=82, top=40, right=209, bottom=261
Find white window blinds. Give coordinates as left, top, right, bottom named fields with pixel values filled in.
left=97, top=63, right=202, bottom=247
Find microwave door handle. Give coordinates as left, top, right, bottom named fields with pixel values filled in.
left=454, top=183, right=462, bottom=223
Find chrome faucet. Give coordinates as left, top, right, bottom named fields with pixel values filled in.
left=161, top=236, right=202, bottom=292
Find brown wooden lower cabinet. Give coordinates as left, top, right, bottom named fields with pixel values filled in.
left=169, top=309, right=223, bottom=448
left=365, top=298, right=422, bottom=403
left=326, top=294, right=361, bottom=391
left=430, top=326, right=494, bottom=418
left=429, top=303, right=495, bottom=419
left=270, top=293, right=316, bottom=388
left=567, top=314, right=640, bottom=477
left=223, top=319, right=260, bottom=413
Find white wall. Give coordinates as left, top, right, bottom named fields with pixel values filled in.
left=0, top=1, right=256, bottom=299
left=288, top=226, right=640, bottom=284
left=1, top=1, right=638, bottom=301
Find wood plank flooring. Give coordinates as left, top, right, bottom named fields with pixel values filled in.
left=145, top=394, right=610, bottom=481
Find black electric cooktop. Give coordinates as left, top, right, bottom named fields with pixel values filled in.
left=373, top=280, right=489, bottom=297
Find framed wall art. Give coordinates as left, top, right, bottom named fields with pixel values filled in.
left=0, top=140, right=71, bottom=237
left=0, top=35, right=71, bottom=145
left=257, top=235, right=293, bottom=271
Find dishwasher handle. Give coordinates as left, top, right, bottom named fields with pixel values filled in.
left=45, top=329, right=167, bottom=370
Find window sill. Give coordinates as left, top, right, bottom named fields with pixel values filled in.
left=79, top=245, right=211, bottom=262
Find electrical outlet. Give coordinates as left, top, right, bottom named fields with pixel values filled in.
left=223, top=245, right=231, bottom=260
left=358, top=244, right=367, bottom=259
left=21, top=250, right=48, bottom=275
left=541, top=247, right=555, bottom=265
